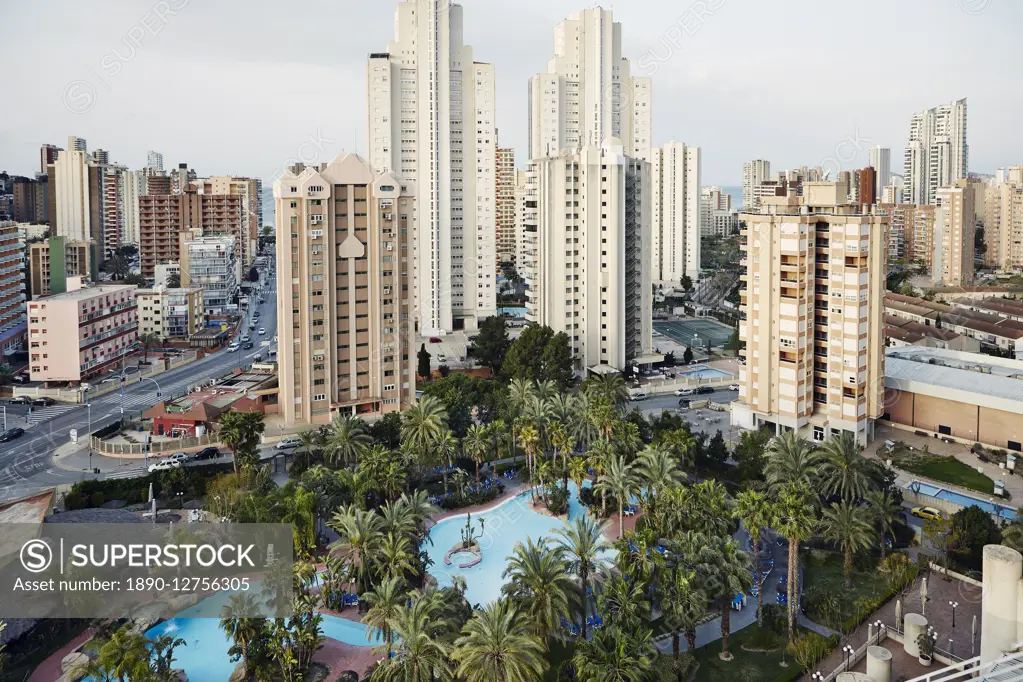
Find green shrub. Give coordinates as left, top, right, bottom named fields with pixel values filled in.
left=547, top=486, right=569, bottom=515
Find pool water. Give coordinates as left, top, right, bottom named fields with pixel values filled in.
left=679, top=365, right=732, bottom=381
left=425, top=481, right=615, bottom=606
left=907, top=481, right=1017, bottom=520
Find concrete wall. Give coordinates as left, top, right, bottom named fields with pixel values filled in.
left=903, top=488, right=968, bottom=516
left=886, top=388, right=1023, bottom=451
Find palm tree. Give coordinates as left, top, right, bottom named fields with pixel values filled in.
left=774, top=484, right=818, bottom=639
left=636, top=446, right=683, bottom=531
left=507, top=378, right=534, bottom=466
left=376, top=597, right=453, bottom=682
left=464, top=423, right=489, bottom=483
left=659, top=429, right=696, bottom=472
left=572, top=627, right=655, bottom=682
left=549, top=421, right=575, bottom=491
left=733, top=490, right=775, bottom=625
left=518, top=423, right=541, bottom=502
left=584, top=372, right=629, bottom=413
left=324, top=412, right=372, bottom=467
left=378, top=532, right=416, bottom=582
left=598, top=455, right=641, bottom=538
left=569, top=456, right=588, bottom=497
left=765, top=430, right=821, bottom=489
left=451, top=598, right=548, bottom=682
left=364, top=576, right=406, bottom=658
left=403, top=394, right=448, bottom=489
left=700, top=534, right=752, bottom=660
left=501, top=538, right=573, bottom=643
left=218, top=411, right=247, bottom=475
left=219, top=593, right=263, bottom=670
left=328, top=506, right=385, bottom=602
left=280, top=486, right=318, bottom=553
left=139, top=332, right=160, bottom=363
left=659, top=563, right=707, bottom=679
left=865, top=488, right=901, bottom=559
left=437, top=428, right=459, bottom=495
left=586, top=439, right=615, bottom=516
left=555, top=515, right=611, bottom=639
left=597, top=571, right=650, bottom=631
left=819, top=433, right=873, bottom=501
left=822, top=500, right=874, bottom=588
left=297, top=429, right=319, bottom=470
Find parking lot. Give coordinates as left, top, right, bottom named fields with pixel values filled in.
left=631, top=389, right=740, bottom=442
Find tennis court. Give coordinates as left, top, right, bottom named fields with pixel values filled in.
left=654, top=318, right=734, bottom=348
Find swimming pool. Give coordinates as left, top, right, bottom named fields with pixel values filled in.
left=425, top=481, right=615, bottom=606
left=906, top=481, right=1017, bottom=520
left=679, top=365, right=733, bottom=381
left=498, top=306, right=528, bottom=318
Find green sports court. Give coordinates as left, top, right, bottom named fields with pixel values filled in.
left=654, top=318, right=734, bottom=349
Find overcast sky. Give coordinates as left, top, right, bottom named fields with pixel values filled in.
left=1, top=0, right=1020, bottom=186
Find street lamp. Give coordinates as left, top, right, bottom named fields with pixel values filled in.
left=950, top=600, right=959, bottom=629
left=873, top=620, right=885, bottom=646
left=811, top=673, right=824, bottom=682
left=843, top=644, right=854, bottom=670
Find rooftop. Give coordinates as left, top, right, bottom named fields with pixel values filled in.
left=0, top=489, right=55, bottom=524
left=886, top=346, right=1023, bottom=411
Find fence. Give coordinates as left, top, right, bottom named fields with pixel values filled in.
left=90, top=431, right=217, bottom=457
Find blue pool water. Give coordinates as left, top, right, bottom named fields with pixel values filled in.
left=498, top=306, right=528, bottom=318
left=425, top=481, right=615, bottom=606
left=679, top=365, right=732, bottom=381
left=907, top=481, right=1017, bottom=520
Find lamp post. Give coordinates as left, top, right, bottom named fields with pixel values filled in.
left=811, top=673, right=824, bottom=682
left=843, top=644, right=854, bottom=671
left=949, top=600, right=959, bottom=629
left=873, top=619, right=885, bottom=646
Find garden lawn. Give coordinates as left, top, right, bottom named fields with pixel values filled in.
left=896, top=454, right=994, bottom=494
left=801, top=552, right=892, bottom=631
left=691, top=625, right=812, bottom=682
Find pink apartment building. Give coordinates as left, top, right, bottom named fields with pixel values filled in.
left=27, top=281, right=139, bottom=384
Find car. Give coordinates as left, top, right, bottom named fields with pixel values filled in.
left=249, top=323, right=257, bottom=331
left=629, top=391, right=649, bottom=401
left=678, top=399, right=691, bottom=407
left=276, top=437, right=303, bottom=450
left=166, top=452, right=189, bottom=465
left=8, top=396, right=30, bottom=405
left=428, top=337, right=442, bottom=343
left=910, top=506, right=943, bottom=521
left=31, top=397, right=56, bottom=407
left=192, top=447, right=221, bottom=461
left=241, top=335, right=251, bottom=343
left=227, top=342, right=240, bottom=353
left=253, top=311, right=261, bottom=318
left=243, top=342, right=254, bottom=350
left=728, top=383, right=740, bottom=391
left=676, top=388, right=696, bottom=396
left=696, top=386, right=715, bottom=395
left=11, top=374, right=28, bottom=384
left=148, top=460, right=179, bottom=473
left=258, top=328, right=266, bottom=335
left=0, top=427, right=25, bottom=442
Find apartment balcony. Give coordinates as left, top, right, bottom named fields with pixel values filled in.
left=81, top=321, right=139, bottom=349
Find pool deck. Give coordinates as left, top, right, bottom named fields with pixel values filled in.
left=312, top=638, right=381, bottom=681
left=27, top=628, right=95, bottom=682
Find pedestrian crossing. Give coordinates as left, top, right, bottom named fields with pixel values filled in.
left=26, top=403, right=81, bottom=424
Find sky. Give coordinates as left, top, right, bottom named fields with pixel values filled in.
left=1, top=0, right=1021, bottom=186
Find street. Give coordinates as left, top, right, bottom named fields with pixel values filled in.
left=0, top=262, right=278, bottom=501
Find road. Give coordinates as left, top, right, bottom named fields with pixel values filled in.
left=0, top=260, right=278, bottom=501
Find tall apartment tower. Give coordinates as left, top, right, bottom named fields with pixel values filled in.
left=932, top=180, right=976, bottom=287
left=179, top=234, right=237, bottom=315
left=120, top=169, right=150, bottom=246
left=274, top=153, right=416, bottom=426
left=40, top=144, right=62, bottom=174
left=202, top=176, right=263, bottom=268
left=146, top=151, right=164, bottom=172
left=523, top=140, right=656, bottom=374
left=731, top=183, right=888, bottom=446
left=528, top=8, right=652, bottom=162
left=67, top=136, right=87, bottom=153
left=514, top=170, right=532, bottom=275
left=52, top=148, right=92, bottom=244
left=650, top=142, right=701, bottom=283
left=904, top=98, right=968, bottom=205
left=857, top=167, right=876, bottom=206
left=367, top=0, right=496, bottom=335
left=743, top=159, right=771, bottom=210
left=495, top=145, right=517, bottom=268
left=868, top=146, right=890, bottom=200
left=0, top=222, right=27, bottom=360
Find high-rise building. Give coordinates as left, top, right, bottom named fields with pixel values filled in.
left=514, top=170, right=533, bottom=277
left=984, top=178, right=1023, bottom=271
left=527, top=7, right=652, bottom=161
left=857, top=167, right=876, bottom=206
left=27, top=282, right=137, bottom=383
left=201, top=176, right=262, bottom=268
left=91, top=149, right=110, bottom=165
left=40, top=144, right=62, bottom=175
left=0, top=222, right=26, bottom=360
left=882, top=181, right=903, bottom=205
left=731, top=183, right=888, bottom=445
left=120, top=169, right=149, bottom=246
left=136, top=286, right=204, bottom=340
left=495, top=144, right=516, bottom=268
left=708, top=210, right=738, bottom=237
left=52, top=148, right=92, bottom=243
left=651, top=142, right=701, bottom=283
left=932, top=180, right=976, bottom=286
left=700, top=186, right=731, bottom=236
left=92, top=163, right=126, bottom=258
left=743, top=159, right=771, bottom=210
left=367, top=0, right=496, bottom=335
left=146, top=151, right=164, bottom=172
left=27, top=236, right=96, bottom=298
left=274, top=153, right=416, bottom=426
left=179, top=234, right=237, bottom=316
left=868, top=146, right=890, bottom=200
left=66, top=136, right=87, bottom=153
left=903, top=98, right=968, bottom=205
left=523, top=140, right=656, bottom=374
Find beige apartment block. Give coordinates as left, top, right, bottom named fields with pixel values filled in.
left=731, top=182, right=888, bottom=445
left=27, top=282, right=138, bottom=384
left=986, top=180, right=1023, bottom=271
left=523, top=140, right=656, bottom=374
left=932, top=180, right=976, bottom=286
left=496, top=145, right=517, bottom=268
left=136, top=286, right=204, bottom=340
left=274, top=153, right=415, bottom=427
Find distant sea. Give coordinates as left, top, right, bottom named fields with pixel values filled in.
left=720, top=185, right=743, bottom=210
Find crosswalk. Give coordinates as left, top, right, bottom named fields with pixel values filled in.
left=26, top=404, right=81, bottom=424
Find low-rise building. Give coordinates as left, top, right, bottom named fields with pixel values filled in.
left=884, top=314, right=980, bottom=353
left=27, top=236, right=96, bottom=298
left=885, top=292, right=1023, bottom=358
left=142, top=371, right=277, bottom=437
left=136, top=286, right=204, bottom=341
left=27, top=282, right=137, bottom=384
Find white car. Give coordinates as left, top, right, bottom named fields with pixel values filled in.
left=276, top=437, right=303, bottom=450
left=258, top=328, right=266, bottom=335
left=675, top=388, right=696, bottom=396
left=148, top=460, right=181, bottom=473
left=728, top=383, right=740, bottom=391
left=227, top=343, right=240, bottom=353
left=166, top=452, right=189, bottom=465
left=241, top=335, right=251, bottom=343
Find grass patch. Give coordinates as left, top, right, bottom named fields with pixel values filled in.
left=801, top=552, right=901, bottom=633
left=892, top=450, right=994, bottom=494
left=691, top=625, right=810, bottom=682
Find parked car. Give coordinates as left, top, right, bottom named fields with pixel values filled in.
left=428, top=337, right=442, bottom=343
left=165, top=452, right=189, bottom=465
left=8, top=396, right=30, bottom=405
left=676, top=388, right=695, bottom=396
left=148, top=460, right=179, bottom=473
left=728, top=383, right=740, bottom=391
left=31, top=397, right=56, bottom=407
left=0, top=427, right=25, bottom=442
left=192, top=447, right=220, bottom=461
left=910, top=506, right=943, bottom=521
left=696, top=386, right=715, bottom=395
left=276, top=437, right=303, bottom=450
left=10, top=374, right=28, bottom=384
